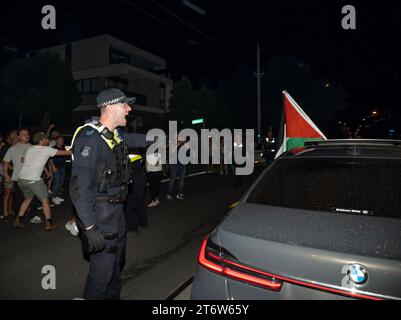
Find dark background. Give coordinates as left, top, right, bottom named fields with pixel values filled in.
left=1, top=0, right=401, bottom=135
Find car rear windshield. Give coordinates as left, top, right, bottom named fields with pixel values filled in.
left=246, top=158, right=401, bottom=219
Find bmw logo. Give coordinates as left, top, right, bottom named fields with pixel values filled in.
left=346, top=264, right=369, bottom=286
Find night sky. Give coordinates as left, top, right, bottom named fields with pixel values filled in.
left=2, top=0, right=401, bottom=119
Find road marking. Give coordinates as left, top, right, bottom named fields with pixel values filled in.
left=165, top=276, right=194, bottom=300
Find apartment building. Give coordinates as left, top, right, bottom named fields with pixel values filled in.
left=40, top=34, right=173, bottom=132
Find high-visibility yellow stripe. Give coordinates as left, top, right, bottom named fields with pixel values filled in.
left=128, top=154, right=142, bottom=163
left=70, top=123, right=122, bottom=156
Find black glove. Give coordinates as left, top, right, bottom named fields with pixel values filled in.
left=84, top=225, right=106, bottom=254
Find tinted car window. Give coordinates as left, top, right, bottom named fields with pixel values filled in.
left=247, top=158, right=401, bottom=219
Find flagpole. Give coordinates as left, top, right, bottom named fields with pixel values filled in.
left=256, top=41, right=262, bottom=145
left=275, top=91, right=286, bottom=159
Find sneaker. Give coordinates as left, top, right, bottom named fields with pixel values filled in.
left=0, top=215, right=10, bottom=223
left=30, top=216, right=43, bottom=224
left=56, top=196, right=65, bottom=202
left=152, top=199, right=160, bottom=207
left=147, top=201, right=155, bottom=208
left=52, top=197, right=62, bottom=205
left=166, top=195, right=173, bottom=202
left=65, top=221, right=79, bottom=236
left=176, top=194, right=184, bottom=200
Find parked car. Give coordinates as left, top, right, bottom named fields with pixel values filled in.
left=191, top=140, right=401, bottom=300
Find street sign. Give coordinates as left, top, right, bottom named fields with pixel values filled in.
left=192, top=118, right=204, bottom=125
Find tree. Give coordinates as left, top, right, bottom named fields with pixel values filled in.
left=215, top=65, right=257, bottom=130
left=167, top=76, right=196, bottom=128
left=167, top=76, right=231, bottom=130
left=194, top=87, right=230, bottom=129
left=1, top=51, right=79, bottom=130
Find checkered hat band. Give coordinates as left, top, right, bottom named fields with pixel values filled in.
left=98, top=96, right=125, bottom=107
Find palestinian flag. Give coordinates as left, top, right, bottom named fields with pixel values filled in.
left=275, top=91, right=327, bottom=159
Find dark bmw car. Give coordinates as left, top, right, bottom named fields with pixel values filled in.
left=191, top=140, right=401, bottom=300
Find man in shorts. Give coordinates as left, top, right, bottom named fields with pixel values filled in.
left=13, top=132, right=72, bottom=231
left=2, top=129, right=29, bottom=221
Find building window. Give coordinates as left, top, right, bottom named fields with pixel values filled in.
left=91, top=78, right=98, bottom=92
left=159, top=83, right=166, bottom=108
left=105, top=77, right=129, bottom=92
left=83, top=79, right=90, bottom=93
left=130, top=92, right=147, bottom=106
left=65, top=43, right=72, bottom=67
left=76, top=80, right=82, bottom=94
left=109, top=48, right=130, bottom=64
left=75, top=78, right=99, bottom=94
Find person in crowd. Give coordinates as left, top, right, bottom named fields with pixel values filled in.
left=44, top=159, right=55, bottom=195
left=263, top=131, right=276, bottom=166
left=0, top=133, right=7, bottom=217
left=125, top=152, right=148, bottom=236
left=46, top=124, right=59, bottom=148
left=233, top=132, right=247, bottom=188
left=166, top=137, right=188, bottom=201
left=2, top=129, right=36, bottom=222
left=207, top=137, right=214, bottom=173
left=51, top=135, right=68, bottom=205
left=13, top=132, right=71, bottom=231
left=219, top=136, right=229, bottom=175
left=146, top=148, right=162, bottom=207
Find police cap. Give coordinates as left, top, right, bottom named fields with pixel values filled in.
left=96, top=88, right=136, bottom=108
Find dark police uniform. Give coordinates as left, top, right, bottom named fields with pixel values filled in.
left=264, top=137, right=276, bottom=165
left=69, top=89, right=149, bottom=300
left=125, top=154, right=148, bottom=233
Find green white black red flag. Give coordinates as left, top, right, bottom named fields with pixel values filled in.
left=275, top=91, right=327, bottom=159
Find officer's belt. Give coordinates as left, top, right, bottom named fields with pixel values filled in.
left=95, top=195, right=124, bottom=204
left=104, top=232, right=117, bottom=240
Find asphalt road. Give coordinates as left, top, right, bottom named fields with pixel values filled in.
left=0, top=167, right=262, bottom=300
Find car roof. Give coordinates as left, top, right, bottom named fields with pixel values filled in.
left=280, top=139, right=401, bottom=160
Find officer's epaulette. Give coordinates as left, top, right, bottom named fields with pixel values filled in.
left=75, top=125, right=100, bottom=140
left=70, top=123, right=102, bottom=155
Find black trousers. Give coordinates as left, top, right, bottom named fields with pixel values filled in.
left=147, top=171, right=162, bottom=201
left=83, top=203, right=126, bottom=300
left=125, top=173, right=147, bottom=231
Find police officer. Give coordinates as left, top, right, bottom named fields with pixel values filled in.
left=264, top=131, right=276, bottom=165
left=69, top=88, right=149, bottom=300
left=125, top=152, right=148, bottom=236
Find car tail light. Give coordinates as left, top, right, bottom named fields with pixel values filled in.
left=198, top=237, right=385, bottom=300
left=198, top=237, right=283, bottom=292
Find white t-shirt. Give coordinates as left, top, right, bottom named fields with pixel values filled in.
left=146, top=153, right=162, bottom=172
left=18, top=146, right=58, bottom=181
left=3, top=143, right=31, bottom=181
